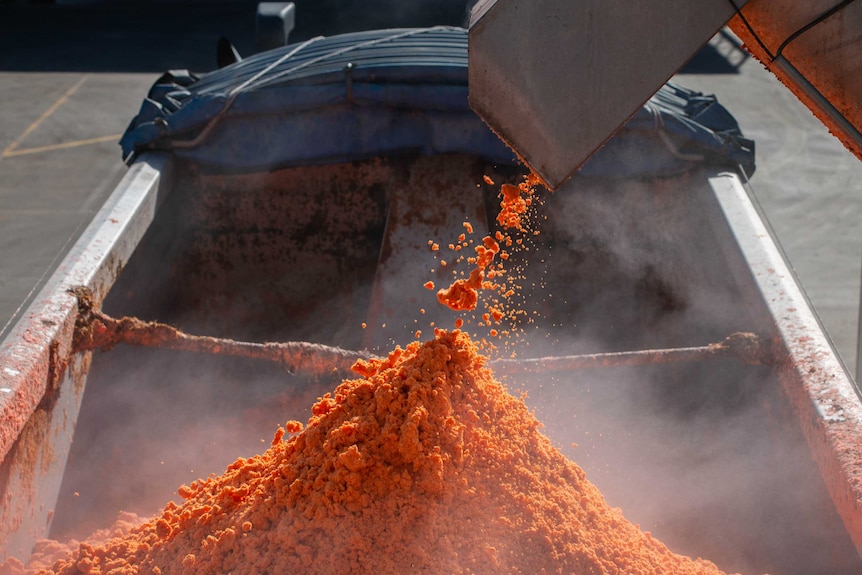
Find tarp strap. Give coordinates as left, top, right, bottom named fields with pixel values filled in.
left=172, top=27, right=457, bottom=151
left=250, top=26, right=457, bottom=92
left=229, top=35, right=325, bottom=96
left=172, top=36, right=324, bottom=149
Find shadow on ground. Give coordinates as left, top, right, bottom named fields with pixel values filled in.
left=679, top=30, right=749, bottom=75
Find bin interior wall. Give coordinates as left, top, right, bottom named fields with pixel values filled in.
left=49, top=156, right=862, bottom=574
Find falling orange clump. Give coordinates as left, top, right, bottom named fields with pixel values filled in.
left=19, top=330, right=744, bottom=575
left=495, top=174, right=541, bottom=232
left=436, top=269, right=483, bottom=311
left=436, top=236, right=499, bottom=312
left=436, top=176, right=531, bottom=313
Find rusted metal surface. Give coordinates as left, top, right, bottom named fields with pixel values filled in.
left=490, top=332, right=764, bottom=375
left=131, top=159, right=389, bottom=347
left=708, top=171, right=862, bottom=558
left=0, top=152, right=171, bottom=561
left=121, top=154, right=513, bottom=351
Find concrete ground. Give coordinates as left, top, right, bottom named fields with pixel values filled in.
left=0, top=2, right=264, bottom=341
left=0, top=72, right=153, bottom=336
left=1, top=3, right=862, bottom=377
left=680, top=35, right=862, bottom=377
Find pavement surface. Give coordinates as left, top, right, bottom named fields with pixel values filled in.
left=1, top=2, right=862, bottom=379
left=680, top=34, right=862, bottom=378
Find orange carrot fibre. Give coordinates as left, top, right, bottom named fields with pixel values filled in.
left=23, top=330, right=741, bottom=575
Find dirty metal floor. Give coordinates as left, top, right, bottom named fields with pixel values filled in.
left=1, top=2, right=861, bottom=377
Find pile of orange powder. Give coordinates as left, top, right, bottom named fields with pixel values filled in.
left=17, top=329, right=742, bottom=575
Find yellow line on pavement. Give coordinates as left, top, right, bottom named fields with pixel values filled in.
left=2, top=75, right=90, bottom=158
left=2, top=134, right=122, bottom=158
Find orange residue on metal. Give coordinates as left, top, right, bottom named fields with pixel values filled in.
left=424, top=281, right=435, bottom=290
left=463, top=221, right=473, bottom=234
left=14, top=330, right=741, bottom=574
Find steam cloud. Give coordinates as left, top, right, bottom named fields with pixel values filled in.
left=48, top=160, right=862, bottom=575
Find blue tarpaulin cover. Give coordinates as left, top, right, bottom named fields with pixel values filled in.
left=120, top=26, right=754, bottom=177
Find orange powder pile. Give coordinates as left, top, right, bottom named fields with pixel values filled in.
left=21, top=330, right=743, bottom=575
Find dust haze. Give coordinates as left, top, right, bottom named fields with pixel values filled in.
left=47, top=158, right=862, bottom=575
